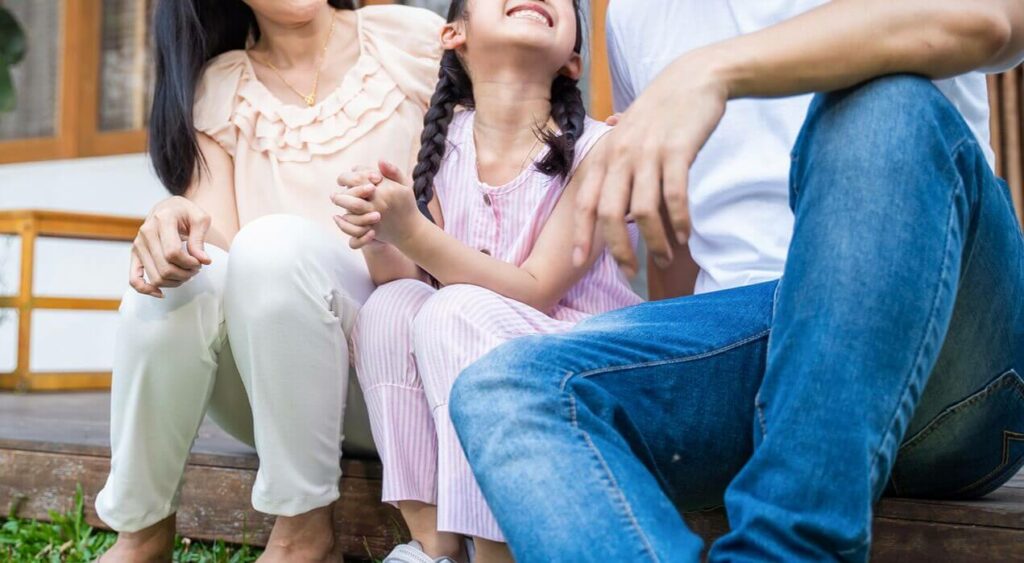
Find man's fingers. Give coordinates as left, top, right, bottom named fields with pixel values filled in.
left=128, top=248, right=162, bottom=298
left=597, top=160, right=638, bottom=276
left=662, top=151, right=692, bottom=244
left=330, top=193, right=376, bottom=215
left=631, top=158, right=673, bottom=268
left=157, top=214, right=200, bottom=270
left=573, top=153, right=607, bottom=267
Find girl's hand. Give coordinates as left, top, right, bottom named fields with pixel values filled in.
left=365, top=161, right=423, bottom=247
left=130, top=196, right=213, bottom=298
left=333, top=166, right=384, bottom=249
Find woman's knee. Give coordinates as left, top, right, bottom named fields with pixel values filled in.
left=227, top=215, right=322, bottom=282
left=118, top=256, right=227, bottom=351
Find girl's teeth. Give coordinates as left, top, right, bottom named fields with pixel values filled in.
left=511, top=11, right=549, bottom=25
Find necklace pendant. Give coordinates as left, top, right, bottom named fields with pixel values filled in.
left=304, top=94, right=316, bottom=107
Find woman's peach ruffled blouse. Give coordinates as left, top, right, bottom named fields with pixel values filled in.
left=193, top=6, right=443, bottom=234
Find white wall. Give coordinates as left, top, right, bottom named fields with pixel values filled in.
left=0, top=153, right=165, bottom=374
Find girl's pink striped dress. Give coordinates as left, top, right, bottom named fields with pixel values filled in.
left=351, top=110, right=642, bottom=542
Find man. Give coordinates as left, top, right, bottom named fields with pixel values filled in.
left=448, top=0, right=1024, bottom=561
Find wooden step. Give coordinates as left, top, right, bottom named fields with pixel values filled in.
left=1, top=392, right=1022, bottom=561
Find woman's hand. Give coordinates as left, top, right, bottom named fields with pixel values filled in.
left=572, top=55, right=728, bottom=277
left=130, top=196, right=213, bottom=298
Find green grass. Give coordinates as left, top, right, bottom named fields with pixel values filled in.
left=1, top=486, right=262, bottom=562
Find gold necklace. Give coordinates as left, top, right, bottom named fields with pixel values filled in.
left=252, top=14, right=336, bottom=107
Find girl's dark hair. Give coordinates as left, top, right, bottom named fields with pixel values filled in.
left=412, top=0, right=585, bottom=221
left=150, top=0, right=355, bottom=195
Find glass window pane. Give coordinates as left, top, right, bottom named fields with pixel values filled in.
left=98, top=0, right=154, bottom=131
left=0, top=0, right=61, bottom=141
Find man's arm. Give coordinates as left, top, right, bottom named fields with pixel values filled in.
left=712, top=0, right=1024, bottom=100
left=574, top=0, right=1024, bottom=274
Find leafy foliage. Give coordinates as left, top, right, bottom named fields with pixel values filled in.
left=0, top=6, right=26, bottom=112
left=0, top=487, right=262, bottom=562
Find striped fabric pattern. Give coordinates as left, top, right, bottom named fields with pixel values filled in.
left=351, top=112, right=642, bottom=541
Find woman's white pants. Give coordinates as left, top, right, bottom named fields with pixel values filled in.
left=95, top=214, right=375, bottom=532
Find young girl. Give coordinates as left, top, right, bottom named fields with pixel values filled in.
left=332, top=1, right=641, bottom=561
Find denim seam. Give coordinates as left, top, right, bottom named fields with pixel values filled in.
left=559, top=329, right=773, bottom=387
left=899, top=370, right=1024, bottom=454
left=546, top=328, right=773, bottom=562
left=564, top=387, right=661, bottom=562
left=953, top=430, right=1024, bottom=496
left=866, top=145, right=966, bottom=499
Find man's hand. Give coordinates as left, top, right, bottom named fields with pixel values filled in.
left=573, top=58, right=728, bottom=276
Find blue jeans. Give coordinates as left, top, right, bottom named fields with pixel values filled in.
left=449, top=75, right=1024, bottom=562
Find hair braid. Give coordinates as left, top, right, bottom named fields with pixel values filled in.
left=411, top=51, right=472, bottom=222
left=536, top=75, right=587, bottom=180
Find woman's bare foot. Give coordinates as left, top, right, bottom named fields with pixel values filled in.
left=257, top=503, right=338, bottom=562
left=98, top=514, right=176, bottom=563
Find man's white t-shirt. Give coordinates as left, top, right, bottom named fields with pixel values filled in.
left=607, top=0, right=998, bottom=294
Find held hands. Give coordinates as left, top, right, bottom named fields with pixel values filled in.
left=572, top=56, right=729, bottom=277
left=332, top=160, right=421, bottom=250
left=130, top=196, right=213, bottom=298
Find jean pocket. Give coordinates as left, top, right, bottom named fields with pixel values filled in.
left=889, top=369, right=1024, bottom=499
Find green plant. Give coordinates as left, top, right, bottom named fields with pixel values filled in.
left=0, top=486, right=263, bottom=562
left=0, top=5, right=26, bottom=113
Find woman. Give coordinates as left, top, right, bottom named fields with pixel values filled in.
left=95, top=1, right=442, bottom=561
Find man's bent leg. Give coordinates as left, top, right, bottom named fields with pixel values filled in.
left=712, top=75, right=1024, bottom=562
left=451, top=281, right=777, bottom=563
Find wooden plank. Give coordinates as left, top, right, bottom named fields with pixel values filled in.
left=0, top=448, right=406, bottom=558
left=588, top=0, right=613, bottom=120
left=871, top=517, right=1024, bottom=562
left=22, top=372, right=112, bottom=391
left=14, top=219, right=35, bottom=391
left=0, top=138, right=61, bottom=165
left=28, top=297, right=122, bottom=311
left=990, top=74, right=1004, bottom=178
left=1000, top=69, right=1024, bottom=226
left=684, top=510, right=1024, bottom=561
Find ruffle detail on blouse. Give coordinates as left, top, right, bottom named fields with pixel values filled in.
left=232, top=55, right=406, bottom=162
left=192, top=7, right=442, bottom=162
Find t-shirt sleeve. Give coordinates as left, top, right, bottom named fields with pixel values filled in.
left=606, top=5, right=636, bottom=113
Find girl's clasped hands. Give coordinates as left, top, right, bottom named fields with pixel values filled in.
left=331, top=161, right=421, bottom=250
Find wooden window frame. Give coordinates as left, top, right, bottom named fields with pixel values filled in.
left=0, top=0, right=147, bottom=165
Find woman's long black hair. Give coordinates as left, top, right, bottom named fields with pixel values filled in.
left=149, top=0, right=355, bottom=195
left=412, top=0, right=586, bottom=221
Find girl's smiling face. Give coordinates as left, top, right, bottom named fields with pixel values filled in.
left=444, top=0, right=582, bottom=80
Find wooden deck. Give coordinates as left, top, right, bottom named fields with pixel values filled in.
left=1, top=392, right=1022, bottom=561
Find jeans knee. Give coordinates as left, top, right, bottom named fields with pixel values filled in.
left=791, top=75, right=972, bottom=207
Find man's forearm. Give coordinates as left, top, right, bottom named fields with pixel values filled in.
left=690, top=0, right=1023, bottom=100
